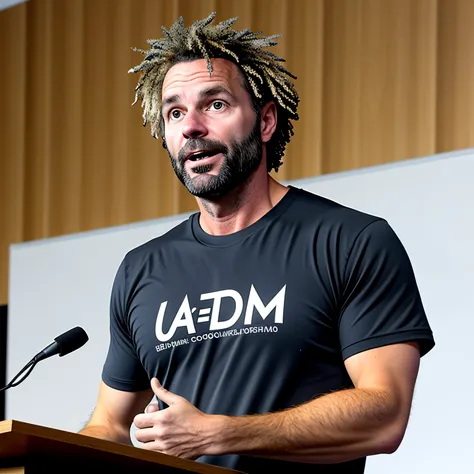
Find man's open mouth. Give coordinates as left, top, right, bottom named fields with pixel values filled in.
left=187, top=150, right=221, bottom=162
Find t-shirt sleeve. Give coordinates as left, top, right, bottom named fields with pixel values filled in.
left=101, top=257, right=150, bottom=391
left=339, top=219, right=435, bottom=360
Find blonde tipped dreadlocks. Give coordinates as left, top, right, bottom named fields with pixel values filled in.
left=128, top=12, right=299, bottom=172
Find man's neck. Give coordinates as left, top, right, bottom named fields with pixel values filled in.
left=196, top=174, right=288, bottom=236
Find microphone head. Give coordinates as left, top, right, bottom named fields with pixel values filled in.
left=54, top=326, right=89, bottom=357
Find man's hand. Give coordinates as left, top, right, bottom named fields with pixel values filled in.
left=133, top=378, right=218, bottom=459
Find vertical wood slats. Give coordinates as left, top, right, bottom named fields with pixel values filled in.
left=0, top=0, right=472, bottom=303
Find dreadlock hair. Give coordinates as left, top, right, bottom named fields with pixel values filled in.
left=128, top=12, right=299, bottom=173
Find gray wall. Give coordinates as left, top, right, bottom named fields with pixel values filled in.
left=7, top=149, right=474, bottom=472
left=0, top=0, right=27, bottom=12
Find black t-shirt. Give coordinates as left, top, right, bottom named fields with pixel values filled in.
left=102, top=186, right=435, bottom=473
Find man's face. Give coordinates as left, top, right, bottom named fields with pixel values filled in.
left=161, top=58, right=263, bottom=199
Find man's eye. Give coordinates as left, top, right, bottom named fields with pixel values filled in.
left=170, top=110, right=182, bottom=120
left=210, top=101, right=225, bottom=111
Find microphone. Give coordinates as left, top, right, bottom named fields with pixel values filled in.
left=34, top=326, right=89, bottom=362
left=0, top=326, right=89, bottom=392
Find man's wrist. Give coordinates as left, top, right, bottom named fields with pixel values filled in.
left=202, top=414, right=234, bottom=456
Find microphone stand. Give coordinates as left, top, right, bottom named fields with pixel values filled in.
left=0, top=357, right=39, bottom=392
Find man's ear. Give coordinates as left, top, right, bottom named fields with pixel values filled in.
left=260, top=101, right=278, bottom=144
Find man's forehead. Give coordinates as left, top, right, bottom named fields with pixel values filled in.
left=162, top=58, right=243, bottom=96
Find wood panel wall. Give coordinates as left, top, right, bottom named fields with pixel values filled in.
left=0, top=0, right=473, bottom=304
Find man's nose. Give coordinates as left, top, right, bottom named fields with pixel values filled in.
left=182, top=110, right=208, bottom=139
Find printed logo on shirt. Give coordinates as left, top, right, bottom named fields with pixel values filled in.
left=154, top=284, right=286, bottom=351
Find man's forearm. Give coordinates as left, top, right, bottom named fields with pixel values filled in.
left=209, top=387, right=405, bottom=464
left=78, top=423, right=132, bottom=446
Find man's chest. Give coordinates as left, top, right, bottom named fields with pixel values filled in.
left=125, top=247, right=342, bottom=377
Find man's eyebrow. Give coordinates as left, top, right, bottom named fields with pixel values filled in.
left=198, top=86, right=236, bottom=101
left=161, top=94, right=180, bottom=114
left=161, top=86, right=237, bottom=116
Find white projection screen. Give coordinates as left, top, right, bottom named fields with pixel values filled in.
left=7, top=148, right=474, bottom=473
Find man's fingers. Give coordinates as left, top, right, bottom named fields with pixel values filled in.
left=134, top=427, right=157, bottom=444
left=151, top=377, right=181, bottom=406
left=133, top=412, right=156, bottom=429
left=145, top=402, right=159, bottom=413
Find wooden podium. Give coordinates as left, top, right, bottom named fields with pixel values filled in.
left=0, top=420, right=243, bottom=473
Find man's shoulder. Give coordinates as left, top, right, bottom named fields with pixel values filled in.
left=287, top=186, right=385, bottom=234
left=123, top=214, right=196, bottom=264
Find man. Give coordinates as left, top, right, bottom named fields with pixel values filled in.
left=79, top=13, right=435, bottom=473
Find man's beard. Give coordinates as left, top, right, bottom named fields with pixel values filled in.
left=168, top=117, right=263, bottom=199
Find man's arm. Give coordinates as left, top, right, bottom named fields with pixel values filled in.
left=80, top=381, right=153, bottom=445
left=134, top=341, right=420, bottom=462
left=213, top=341, right=420, bottom=463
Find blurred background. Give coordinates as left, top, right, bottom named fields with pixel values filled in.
left=2, top=0, right=474, bottom=306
